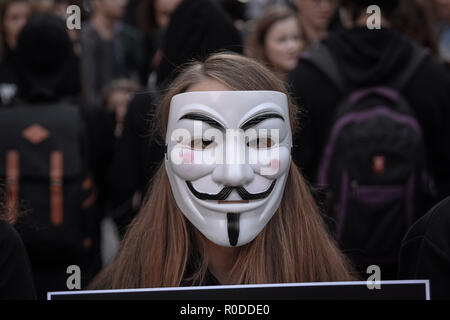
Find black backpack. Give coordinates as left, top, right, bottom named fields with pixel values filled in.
left=0, top=101, right=97, bottom=271
left=304, top=44, right=435, bottom=275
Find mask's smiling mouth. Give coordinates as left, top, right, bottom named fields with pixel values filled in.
left=186, top=180, right=277, bottom=203
left=218, top=200, right=249, bottom=204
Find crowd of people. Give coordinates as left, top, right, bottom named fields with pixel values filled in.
left=0, top=0, right=449, bottom=300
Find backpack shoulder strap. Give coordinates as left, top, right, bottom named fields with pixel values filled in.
left=303, top=43, right=347, bottom=93
left=392, top=44, right=429, bottom=90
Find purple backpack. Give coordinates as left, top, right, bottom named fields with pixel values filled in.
left=304, top=44, right=435, bottom=275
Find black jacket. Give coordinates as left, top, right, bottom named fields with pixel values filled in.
left=398, top=197, right=450, bottom=299
left=107, top=92, right=164, bottom=235
left=0, top=220, right=36, bottom=300
left=288, top=27, right=450, bottom=201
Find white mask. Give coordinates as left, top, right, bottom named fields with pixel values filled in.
left=165, top=91, right=292, bottom=247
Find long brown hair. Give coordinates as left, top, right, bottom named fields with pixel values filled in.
left=90, top=53, right=355, bottom=289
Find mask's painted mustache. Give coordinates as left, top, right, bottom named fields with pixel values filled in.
left=186, top=180, right=276, bottom=201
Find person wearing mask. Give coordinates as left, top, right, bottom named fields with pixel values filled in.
left=89, top=53, right=355, bottom=289
left=246, top=5, right=303, bottom=82
left=294, top=0, right=338, bottom=50
left=0, top=0, right=31, bottom=106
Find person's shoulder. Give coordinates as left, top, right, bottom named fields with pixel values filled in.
left=288, top=52, right=338, bottom=100
left=290, top=52, right=324, bottom=79
left=409, top=49, right=450, bottom=93
left=0, top=220, right=22, bottom=250
left=403, top=197, right=450, bottom=249
left=128, top=91, right=154, bottom=115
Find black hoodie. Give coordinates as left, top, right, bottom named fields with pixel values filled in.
left=289, top=27, right=450, bottom=201
left=156, top=0, right=243, bottom=89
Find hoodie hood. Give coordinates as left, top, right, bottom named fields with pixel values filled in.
left=156, top=0, right=242, bottom=88
left=325, top=27, right=415, bottom=88
left=16, top=13, right=75, bottom=102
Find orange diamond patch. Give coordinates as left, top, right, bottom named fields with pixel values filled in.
left=22, top=124, right=50, bottom=144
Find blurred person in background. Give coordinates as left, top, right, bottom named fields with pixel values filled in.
left=155, top=0, right=243, bottom=90
left=86, top=78, right=140, bottom=214
left=219, top=0, right=248, bottom=34
left=0, top=0, right=31, bottom=106
left=246, top=0, right=293, bottom=21
left=53, top=0, right=85, bottom=57
left=289, top=0, right=450, bottom=279
left=102, top=79, right=139, bottom=139
left=294, top=0, right=338, bottom=50
left=83, top=78, right=139, bottom=255
left=0, top=13, right=101, bottom=298
left=81, top=0, right=141, bottom=107
left=246, top=5, right=303, bottom=82
left=435, top=0, right=450, bottom=63
left=394, top=0, right=439, bottom=57
left=106, top=91, right=160, bottom=238
left=34, top=0, right=84, bottom=100
left=28, top=0, right=53, bottom=11
left=139, top=0, right=182, bottom=88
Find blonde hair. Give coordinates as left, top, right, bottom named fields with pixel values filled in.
left=90, top=53, right=355, bottom=289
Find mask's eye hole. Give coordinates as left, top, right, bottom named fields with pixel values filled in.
left=190, top=138, right=215, bottom=150
left=247, top=137, right=274, bottom=149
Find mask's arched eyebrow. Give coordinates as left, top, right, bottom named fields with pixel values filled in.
left=179, top=113, right=225, bottom=130
left=240, top=113, right=284, bottom=131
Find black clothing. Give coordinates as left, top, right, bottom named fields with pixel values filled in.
left=83, top=107, right=116, bottom=208
left=156, top=0, right=243, bottom=88
left=16, top=14, right=81, bottom=103
left=289, top=27, right=450, bottom=201
left=399, top=197, right=450, bottom=299
left=140, top=30, right=164, bottom=87
left=107, top=92, right=164, bottom=235
left=0, top=220, right=36, bottom=300
left=0, top=47, right=20, bottom=106
left=80, top=23, right=128, bottom=107
left=181, top=252, right=221, bottom=286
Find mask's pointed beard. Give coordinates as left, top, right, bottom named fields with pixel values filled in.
left=227, top=213, right=240, bottom=247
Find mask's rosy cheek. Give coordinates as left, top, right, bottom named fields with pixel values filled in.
left=182, top=149, right=194, bottom=164
left=270, top=159, right=280, bottom=171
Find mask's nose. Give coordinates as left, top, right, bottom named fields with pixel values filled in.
left=212, top=163, right=254, bottom=187
left=212, top=130, right=254, bottom=186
